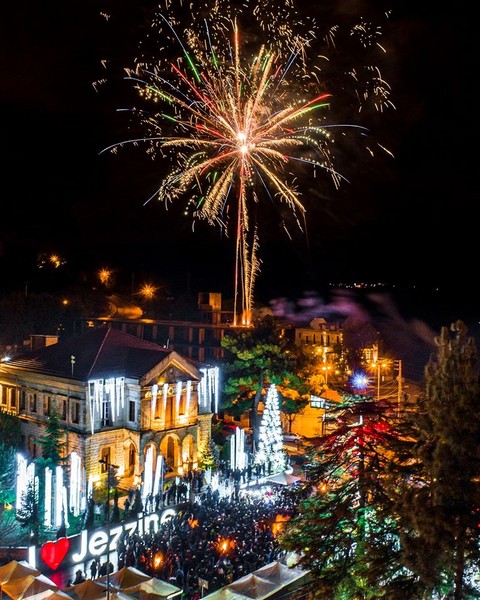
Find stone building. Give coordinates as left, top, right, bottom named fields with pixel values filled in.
left=0, top=327, right=217, bottom=517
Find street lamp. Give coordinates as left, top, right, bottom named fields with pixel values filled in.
left=99, top=457, right=119, bottom=600
left=321, top=364, right=332, bottom=386
left=371, top=360, right=390, bottom=400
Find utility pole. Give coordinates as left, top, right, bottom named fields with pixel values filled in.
left=396, top=359, right=403, bottom=417
left=99, top=457, right=119, bottom=600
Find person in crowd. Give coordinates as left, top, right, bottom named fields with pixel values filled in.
left=90, top=559, right=98, bottom=580
left=73, top=569, right=86, bottom=584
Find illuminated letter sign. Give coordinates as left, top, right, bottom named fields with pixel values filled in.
left=36, top=506, right=181, bottom=572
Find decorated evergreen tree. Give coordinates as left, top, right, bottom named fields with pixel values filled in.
left=198, top=438, right=220, bottom=472
left=34, top=409, right=69, bottom=538
left=396, top=320, right=480, bottom=599
left=35, top=409, right=67, bottom=464
left=16, top=478, right=41, bottom=544
left=0, top=411, right=23, bottom=449
left=255, top=384, right=286, bottom=475
left=221, top=315, right=308, bottom=450
left=280, top=393, right=422, bottom=599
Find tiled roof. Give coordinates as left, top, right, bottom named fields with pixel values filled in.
left=7, top=327, right=173, bottom=381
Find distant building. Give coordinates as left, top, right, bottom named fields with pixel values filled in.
left=74, top=292, right=244, bottom=363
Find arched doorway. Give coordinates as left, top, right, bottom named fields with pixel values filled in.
left=160, top=434, right=181, bottom=474
left=182, top=434, right=196, bottom=473
left=124, top=440, right=137, bottom=477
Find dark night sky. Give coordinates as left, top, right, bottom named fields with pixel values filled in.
left=0, top=0, right=476, bottom=321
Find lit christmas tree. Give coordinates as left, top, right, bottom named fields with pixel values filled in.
left=255, top=384, right=287, bottom=474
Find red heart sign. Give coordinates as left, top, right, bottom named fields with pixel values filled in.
left=40, top=537, right=70, bottom=570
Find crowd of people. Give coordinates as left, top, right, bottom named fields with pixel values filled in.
left=123, top=489, right=298, bottom=597
left=79, top=471, right=305, bottom=600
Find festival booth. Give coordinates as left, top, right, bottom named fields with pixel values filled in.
left=96, top=567, right=181, bottom=600
left=0, top=561, right=41, bottom=585
left=122, top=577, right=182, bottom=600
left=0, top=561, right=179, bottom=600
left=0, top=571, right=58, bottom=600
left=202, top=559, right=310, bottom=600
left=96, top=568, right=150, bottom=590
left=264, top=473, right=302, bottom=487
left=63, top=579, right=108, bottom=600
left=45, top=593, right=73, bottom=600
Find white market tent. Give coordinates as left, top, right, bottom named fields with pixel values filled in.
left=63, top=579, right=107, bottom=600
left=96, top=566, right=181, bottom=600
left=96, top=567, right=151, bottom=591
left=0, top=562, right=41, bottom=586
left=123, top=577, right=182, bottom=600
left=202, top=559, right=310, bottom=600
left=264, top=473, right=302, bottom=487
left=1, top=573, right=58, bottom=600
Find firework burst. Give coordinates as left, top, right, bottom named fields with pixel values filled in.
left=99, top=0, right=394, bottom=324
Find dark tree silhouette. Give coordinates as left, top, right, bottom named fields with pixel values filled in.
left=16, top=479, right=40, bottom=544
left=396, top=320, right=480, bottom=599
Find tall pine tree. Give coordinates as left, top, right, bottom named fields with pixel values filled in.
left=396, top=320, right=480, bottom=599
left=35, top=409, right=67, bottom=465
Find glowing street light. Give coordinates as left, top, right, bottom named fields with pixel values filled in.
left=139, top=283, right=157, bottom=300
left=351, top=372, right=369, bottom=393
left=370, top=360, right=390, bottom=400
left=321, top=364, right=332, bottom=386
left=98, top=268, right=112, bottom=287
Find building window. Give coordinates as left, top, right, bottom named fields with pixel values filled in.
left=20, top=391, right=26, bottom=411
left=102, top=395, right=111, bottom=428
left=62, top=399, right=67, bottom=420
left=72, top=402, right=80, bottom=424
left=178, top=394, right=186, bottom=416
left=31, top=394, right=37, bottom=413
left=0, top=385, right=6, bottom=406
left=128, top=398, right=136, bottom=422
left=44, top=395, right=51, bottom=416
left=9, top=388, right=16, bottom=409
left=100, top=448, right=111, bottom=472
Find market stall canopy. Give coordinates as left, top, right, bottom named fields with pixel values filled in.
left=44, top=592, right=72, bottom=600
left=90, top=593, right=136, bottom=600
left=199, top=591, right=251, bottom=600
left=227, top=575, right=278, bottom=599
left=265, top=472, right=302, bottom=486
left=123, top=577, right=182, bottom=599
left=1, top=573, right=58, bottom=600
left=0, top=562, right=41, bottom=585
left=254, top=561, right=309, bottom=586
left=63, top=579, right=107, bottom=600
left=202, top=559, right=310, bottom=600
left=97, top=567, right=151, bottom=591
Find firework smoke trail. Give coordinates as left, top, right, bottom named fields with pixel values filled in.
left=99, top=0, right=394, bottom=324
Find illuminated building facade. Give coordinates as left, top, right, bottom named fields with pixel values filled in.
left=0, top=328, right=219, bottom=520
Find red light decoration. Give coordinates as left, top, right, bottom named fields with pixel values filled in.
left=40, top=537, right=70, bottom=570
